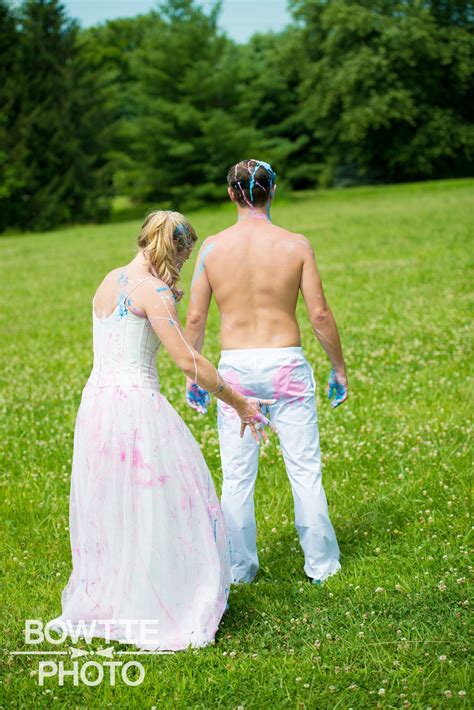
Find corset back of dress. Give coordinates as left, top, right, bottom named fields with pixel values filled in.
left=88, top=277, right=161, bottom=389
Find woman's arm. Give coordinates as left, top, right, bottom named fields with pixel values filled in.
left=139, top=279, right=276, bottom=441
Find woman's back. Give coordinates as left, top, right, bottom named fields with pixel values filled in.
left=89, top=270, right=161, bottom=390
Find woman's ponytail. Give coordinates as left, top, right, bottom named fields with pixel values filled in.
left=138, top=210, right=197, bottom=301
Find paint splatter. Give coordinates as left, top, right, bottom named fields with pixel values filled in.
left=328, top=368, right=347, bottom=408
left=272, top=361, right=308, bottom=403
left=191, top=243, right=215, bottom=290
left=232, top=159, right=276, bottom=211
left=219, top=371, right=255, bottom=418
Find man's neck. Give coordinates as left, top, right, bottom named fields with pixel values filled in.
left=236, top=204, right=272, bottom=223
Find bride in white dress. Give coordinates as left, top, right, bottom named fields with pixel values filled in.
left=50, top=210, right=275, bottom=651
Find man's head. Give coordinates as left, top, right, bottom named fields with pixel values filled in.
left=227, top=159, right=277, bottom=208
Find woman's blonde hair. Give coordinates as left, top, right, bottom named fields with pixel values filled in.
left=138, top=210, right=197, bottom=301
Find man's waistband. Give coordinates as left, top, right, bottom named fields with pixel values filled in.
left=219, top=346, right=304, bottom=361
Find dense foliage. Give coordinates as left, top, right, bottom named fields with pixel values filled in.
left=0, top=0, right=113, bottom=231
left=1, top=0, right=472, bottom=229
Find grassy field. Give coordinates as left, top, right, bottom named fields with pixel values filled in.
left=1, top=179, right=472, bottom=709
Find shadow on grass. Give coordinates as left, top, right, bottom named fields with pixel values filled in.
left=252, top=499, right=414, bottom=583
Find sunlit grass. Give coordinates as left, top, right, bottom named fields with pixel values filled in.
left=1, top=179, right=472, bottom=708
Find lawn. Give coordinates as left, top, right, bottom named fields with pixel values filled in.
left=0, top=179, right=472, bottom=708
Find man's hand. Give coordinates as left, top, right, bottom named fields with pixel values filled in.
left=186, top=380, right=211, bottom=414
left=328, top=368, right=348, bottom=409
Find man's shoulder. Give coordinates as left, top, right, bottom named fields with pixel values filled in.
left=199, top=229, right=229, bottom=249
left=197, top=226, right=239, bottom=258
left=199, top=225, right=313, bottom=254
left=274, top=227, right=313, bottom=253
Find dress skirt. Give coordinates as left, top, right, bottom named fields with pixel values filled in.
left=50, top=382, right=231, bottom=651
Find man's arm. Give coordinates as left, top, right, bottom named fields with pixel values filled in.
left=184, top=240, right=214, bottom=411
left=185, top=239, right=213, bottom=352
left=299, top=239, right=348, bottom=406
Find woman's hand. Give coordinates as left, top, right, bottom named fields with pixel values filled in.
left=186, top=378, right=211, bottom=414
left=234, top=396, right=277, bottom=444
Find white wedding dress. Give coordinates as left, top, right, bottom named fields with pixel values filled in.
left=50, top=277, right=231, bottom=651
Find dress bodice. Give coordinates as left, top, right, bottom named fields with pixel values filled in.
left=87, top=277, right=161, bottom=390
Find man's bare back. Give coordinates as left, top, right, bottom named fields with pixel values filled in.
left=195, top=219, right=309, bottom=349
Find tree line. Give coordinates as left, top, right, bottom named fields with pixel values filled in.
left=0, top=0, right=472, bottom=231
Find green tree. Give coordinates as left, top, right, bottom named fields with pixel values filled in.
left=290, top=0, right=474, bottom=186
left=122, top=0, right=261, bottom=208
left=79, top=16, right=149, bottom=194
left=234, top=28, right=319, bottom=189
left=0, top=0, right=113, bottom=231
left=0, top=1, right=24, bottom=231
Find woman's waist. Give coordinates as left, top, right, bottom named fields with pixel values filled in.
left=87, top=365, right=160, bottom=389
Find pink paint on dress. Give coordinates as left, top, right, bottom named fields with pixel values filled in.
left=132, top=445, right=146, bottom=468
left=130, top=438, right=168, bottom=488
left=120, top=450, right=126, bottom=462
left=272, top=361, right=307, bottom=403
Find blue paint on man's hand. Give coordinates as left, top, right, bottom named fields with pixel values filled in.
left=328, top=368, right=347, bottom=409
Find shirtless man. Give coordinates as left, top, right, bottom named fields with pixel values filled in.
left=184, top=159, right=348, bottom=585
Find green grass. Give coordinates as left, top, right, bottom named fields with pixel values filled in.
left=1, top=179, right=472, bottom=709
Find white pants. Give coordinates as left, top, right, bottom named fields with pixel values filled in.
left=217, top=347, right=341, bottom=584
